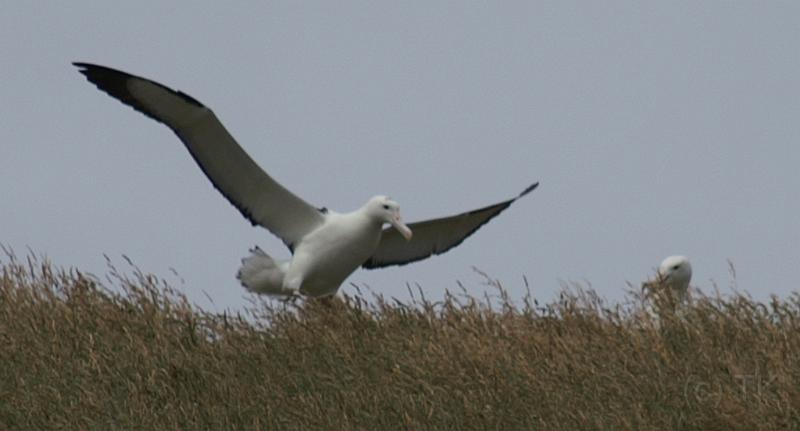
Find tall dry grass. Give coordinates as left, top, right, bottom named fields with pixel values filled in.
left=1, top=251, right=798, bottom=429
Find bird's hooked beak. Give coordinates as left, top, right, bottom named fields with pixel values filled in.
left=391, top=213, right=413, bottom=241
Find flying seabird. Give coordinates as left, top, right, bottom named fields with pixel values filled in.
left=73, top=62, right=538, bottom=297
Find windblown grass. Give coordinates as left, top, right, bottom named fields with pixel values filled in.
left=1, top=251, right=798, bottom=429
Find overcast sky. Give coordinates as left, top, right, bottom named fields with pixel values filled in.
left=2, top=2, right=798, bottom=312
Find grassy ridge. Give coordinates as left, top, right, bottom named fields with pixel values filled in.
left=1, top=253, right=799, bottom=430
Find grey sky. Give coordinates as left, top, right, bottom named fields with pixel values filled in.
left=2, top=2, right=798, bottom=311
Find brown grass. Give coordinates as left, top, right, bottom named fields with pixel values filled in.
left=1, top=251, right=799, bottom=430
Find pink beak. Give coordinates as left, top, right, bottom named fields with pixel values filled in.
left=391, top=214, right=413, bottom=241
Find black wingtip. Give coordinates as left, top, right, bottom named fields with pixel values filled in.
left=73, top=62, right=206, bottom=109
left=72, top=62, right=94, bottom=77
left=518, top=182, right=539, bottom=198
left=72, top=62, right=121, bottom=77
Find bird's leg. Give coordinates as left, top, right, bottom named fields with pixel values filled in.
left=282, top=274, right=304, bottom=295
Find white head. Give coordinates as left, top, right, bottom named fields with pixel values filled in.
left=657, top=255, right=692, bottom=292
left=365, top=196, right=413, bottom=241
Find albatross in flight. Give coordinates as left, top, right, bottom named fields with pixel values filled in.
left=73, top=62, right=538, bottom=297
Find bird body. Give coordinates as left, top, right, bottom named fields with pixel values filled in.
left=277, top=205, right=386, bottom=296
left=238, top=208, right=386, bottom=296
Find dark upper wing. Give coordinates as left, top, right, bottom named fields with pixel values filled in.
left=363, top=183, right=538, bottom=269
left=73, top=62, right=324, bottom=250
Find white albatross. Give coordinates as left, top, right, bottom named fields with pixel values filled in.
left=642, top=255, right=692, bottom=304
left=73, top=62, right=538, bottom=297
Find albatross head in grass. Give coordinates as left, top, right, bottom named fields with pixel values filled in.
left=642, top=255, right=692, bottom=310
left=657, top=255, right=692, bottom=296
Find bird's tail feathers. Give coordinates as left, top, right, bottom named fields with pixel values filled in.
left=236, top=246, right=293, bottom=296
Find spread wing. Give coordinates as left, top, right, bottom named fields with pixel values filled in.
left=363, top=183, right=538, bottom=269
left=73, top=62, right=325, bottom=250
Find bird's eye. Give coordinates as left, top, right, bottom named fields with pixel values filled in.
left=672, top=265, right=680, bottom=270
left=382, top=204, right=390, bottom=210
